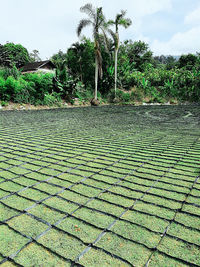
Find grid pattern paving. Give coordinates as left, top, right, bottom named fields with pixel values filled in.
left=0, top=105, right=200, bottom=266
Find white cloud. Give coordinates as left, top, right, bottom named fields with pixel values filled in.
left=151, top=26, right=200, bottom=55
left=184, top=5, right=200, bottom=25
left=151, top=3, right=200, bottom=55
left=0, top=0, right=175, bottom=58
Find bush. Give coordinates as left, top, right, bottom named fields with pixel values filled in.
left=0, top=77, right=6, bottom=99
left=0, top=100, right=8, bottom=106
left=0, top=66, right=20, bottom=80
left=23, top=73, right=54, bottom=101
left=0, top=72, right=55, bottom=104
left=110, top=89, right=131, bottom=103
left=4, top=76, right=19, bottom=100
left=122, top=67, right=200, bottom=102
left=74, top=82, right=93, bottom=102
left=13, top=79, right=36, bottom=104
left=43, top=92, right=61, bottom=106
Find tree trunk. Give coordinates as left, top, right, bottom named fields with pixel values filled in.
left=114, top=48, right=118, bottom=97
left=95, top=54, right=98, bottom=100
left=80, top=61, right=83, bottom=82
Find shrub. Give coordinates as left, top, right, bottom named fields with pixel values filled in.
left=13, top=79, right=36, bottom=104
left=0, top=66, right=20, bottom=79
left=0, top=77, right=6, bottom=99
left=4, top=76, right=18, bottom=100
left=23, top=73, right=54, bottom=101
left=111, top=89, right=131, bottom=103
left=75, top=82, right=93, bottom=102
left=0, top=100, right=8, bottom=106
left=43, top=92, right=61, bottom=106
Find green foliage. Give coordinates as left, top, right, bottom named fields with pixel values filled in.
left=119, top=40, right=153, bottom=72
left=65, top=38, right=95, bottom=89
left=43, top=92, right=61, bottom=106
left=0, top=76, right=6, bottom=99
left=0, top=100, right=8, bottom=106
left=13, top=79, right=36, bottom=104
left=22, top=73, right=54, bottom=101
left=51, top=50, right=67, bottom=69
left=109, top=89, right=131, bottom=103
left=123, top=66, right=200, bottom=102
left=55, top=67, right=79, bottom=100
left=51, top=38, right=156, bottom=101
left=75, top=82, right=93, bottom=102
left=4, top=76, right=19, bottom=100
left=0, top=72, right=55, bottom=104
left=0, top=43, right=30, bottom=68
left=0, top=38, right=200, bottom=105
left=0, top=66, right=20, bottom=79
left=178, top=54, right=198, bottom=70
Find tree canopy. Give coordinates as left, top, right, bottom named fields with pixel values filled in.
left=0, top=42, right=30, bottom=68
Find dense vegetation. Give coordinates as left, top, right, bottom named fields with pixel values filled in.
left=0, top=4, right=200, bottom=106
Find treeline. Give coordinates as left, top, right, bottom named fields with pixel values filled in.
left=51, top=38, right=200, bottom=104
left=0, top=4, right=200, bottom=105
left=0, top=39, right=200, bottom=106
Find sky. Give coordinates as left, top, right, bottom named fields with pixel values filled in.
left=1, top=0, right=200, bottom=59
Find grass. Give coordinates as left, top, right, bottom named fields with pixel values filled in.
left=79, top=247, right=129, bottom=266
left=0, top=105, right=200, bottom=266
left=7, top=214, right=48, bottom=239
left=158, top=235, right=200, bottom=265
left=0, top=203, right=19, bottom=221
left=149, top=251, right=188, bottom=267
left=111, top=220, right=161, bottom=248
left=14, top=242, right=71, bottom=266
left=96, top=232, right=152, bottom=265
left=57, top=216, right=102, bottom=243
left=0, top=225, right=29, bottom=257
left=38, top=228, right=86, bottom=260
left=1, top=195, right=35, bottom=211
left=122, top=209, right=169, bottom=233
left=167, top=222, right=200, bottom=245
left=133, top=201, right=176, bottom=220
left=28, top=204, right=64, bottom=224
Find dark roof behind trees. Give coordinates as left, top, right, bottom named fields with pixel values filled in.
left=21, top=60, right=56, bottom=72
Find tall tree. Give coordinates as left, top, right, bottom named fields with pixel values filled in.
left=178, top=53, right=198, bottom=70
left=108, top=10, right=132, bottom=96
left=119, top=40, right=153, bottom=72
left=77, top=3, right=108, bottom=101
left=0, top=43, right=30, bottom=68
left=30, top=49, right=41, bottom=62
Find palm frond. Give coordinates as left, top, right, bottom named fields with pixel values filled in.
left=100, top=28, right=110, bottom=52
left=107, top=20, right=115, bottom=26
left=80, top=3, right=96, bottom=20
left=115, top=10, right=126, bottom=24
left=107, top=29, right=118, bottom=46
left=116, top=10, right=132, bottom=29
left=119, top=18, right=132, bottom=28
left=120, top=10, right=127, bottom=18
left=77, top=19, right=92, bottom=37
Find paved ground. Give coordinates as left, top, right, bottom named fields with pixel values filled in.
left=0, top=105, right=200, bottom=266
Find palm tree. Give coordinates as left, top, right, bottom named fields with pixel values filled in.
left=77, top=3, right=108, bottom=101
left=108, top=11, right=132, bottom=97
